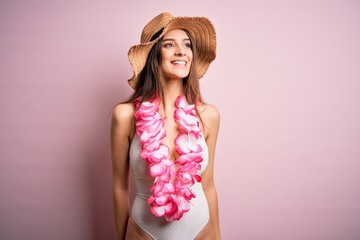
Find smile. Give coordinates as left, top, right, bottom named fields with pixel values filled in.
left=171, top=60, right=187, bottom=65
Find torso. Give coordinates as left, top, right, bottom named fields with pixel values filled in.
left=128, top=133, right=210, bottom=240
left=126, top=100, right=211, bottom=239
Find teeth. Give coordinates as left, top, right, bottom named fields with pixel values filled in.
left=172, top=61, right=186, bottom=65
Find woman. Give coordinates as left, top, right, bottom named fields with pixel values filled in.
left=110, top=12, right=220, bottom=240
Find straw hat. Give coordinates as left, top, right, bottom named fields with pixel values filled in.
left=127, top=12, right=217, bottom=89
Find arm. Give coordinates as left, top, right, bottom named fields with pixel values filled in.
left=110, top=103, right=134, bottom=240
left=200, top=104, right=221, bottom=240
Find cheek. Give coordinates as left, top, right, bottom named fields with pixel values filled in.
left=161, top=51, right=172, bottom=63
left=187, top=50, right=193, bottom=62
left=160, top=51, right=165, bottom=62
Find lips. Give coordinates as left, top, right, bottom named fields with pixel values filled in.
left=171, top=60, right=187, bottom=65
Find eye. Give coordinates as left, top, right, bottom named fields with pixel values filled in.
left=163, top=43, right=174, bottom=48
left=185, top=42, right=192, bottom=48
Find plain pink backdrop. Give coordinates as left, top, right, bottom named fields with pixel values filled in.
left=1, top=0, right=360, bottom=239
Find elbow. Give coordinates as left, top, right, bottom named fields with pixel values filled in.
left=203, top=181, right=217, bottom=194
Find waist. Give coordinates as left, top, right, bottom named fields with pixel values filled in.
left=136, top=181, right=203, bottom=200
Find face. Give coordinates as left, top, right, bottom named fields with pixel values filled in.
left=160, top=29, right=193, bottom=81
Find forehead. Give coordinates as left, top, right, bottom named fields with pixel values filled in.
left=162, top=29, right=189, bottom=40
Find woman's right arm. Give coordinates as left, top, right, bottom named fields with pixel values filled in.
left=110, top=103, right=134, bottom=240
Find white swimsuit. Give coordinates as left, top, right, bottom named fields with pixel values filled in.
left=129, top=134, right=210, bottom=240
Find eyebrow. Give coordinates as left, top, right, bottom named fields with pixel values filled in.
left=162, top=38, right=191, bottom=42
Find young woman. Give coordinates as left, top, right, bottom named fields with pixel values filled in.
left=110, top=12, right=221, bottom=240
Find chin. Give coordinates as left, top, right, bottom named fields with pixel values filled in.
left=178, top=70, right=191, bottom=78
left=165, top=72, right=190, bottom=80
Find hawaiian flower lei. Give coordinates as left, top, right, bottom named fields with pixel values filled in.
left=134, top=95, right=203, bottom=221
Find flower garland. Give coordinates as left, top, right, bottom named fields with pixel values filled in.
left=135, top=95, right=203, bottom=221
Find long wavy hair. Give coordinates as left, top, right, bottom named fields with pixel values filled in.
left=125, top=30, right=204, bottom=112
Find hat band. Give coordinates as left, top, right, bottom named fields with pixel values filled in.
left=150, top=28, right=164, bottom=41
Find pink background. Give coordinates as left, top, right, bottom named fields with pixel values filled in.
left=1, top=0, right=360, bottom=239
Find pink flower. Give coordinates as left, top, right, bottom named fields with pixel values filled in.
left=141, top=144, right=168, bottom=162
left=135, top=95, right=204, bottom=222
left=149, top=162, right=167, bottom=177
left=176, top=96, right=196, bottom=114
left=177, top=152, right=203, bottom=164
left=175, top=109, right=201, bottom=133
left=175, top=133, right=203, bottom=154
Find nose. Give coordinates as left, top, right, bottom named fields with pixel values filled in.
left=174, top=45, right=186, bottom=56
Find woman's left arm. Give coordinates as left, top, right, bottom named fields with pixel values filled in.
left=201, top=104, right=221, bottom=240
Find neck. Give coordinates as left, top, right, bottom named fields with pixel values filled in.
left=161, top=79, right=184, bottom=106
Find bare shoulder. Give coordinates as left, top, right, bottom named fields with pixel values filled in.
left=111, top=103, right=135, bottom=126
left=198, top=103, right=220, bottom=124
left=198, top=103, right=220, bottom=138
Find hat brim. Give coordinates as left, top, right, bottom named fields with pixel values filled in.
left=128, top=16, right=216, bottom=89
